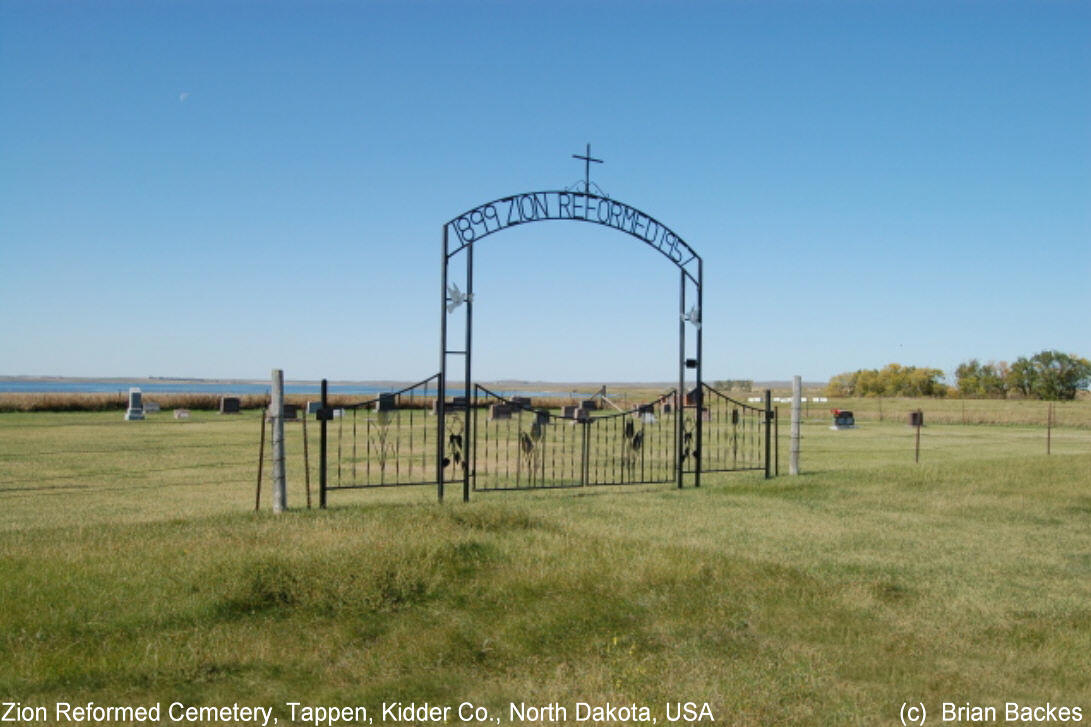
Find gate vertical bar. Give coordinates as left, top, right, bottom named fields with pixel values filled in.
left=764, top=388, right=772, bottom=479
left=774, top=404, right=780, bottom=476
left=677, top=268, right=685, bottom=489
left=463, top=239, right=473, bottom=502
left=437, top=226, right=447, bottom=503
left=319, top=378, right=328, bottom=508
left=694, top=259, right=703, bottom=488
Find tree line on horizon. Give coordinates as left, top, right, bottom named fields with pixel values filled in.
left=825, top=350, right=1091, bottom=401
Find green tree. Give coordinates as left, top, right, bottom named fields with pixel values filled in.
left=1007, top=357, right=1036, bottom=397
left=1022, top=350, right=1091, bottom=400
left=956, top=359, right=1008, bottom=398
left=825, top=364, right=948, bottom=398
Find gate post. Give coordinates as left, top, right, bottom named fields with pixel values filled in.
left=319, top=378, right=328, bottom=508
left=763, top=388, right=772, bottom=479
left=677, top=269, right=685, bottom=490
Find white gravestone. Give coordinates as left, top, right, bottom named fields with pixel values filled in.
left=124, top=387, right=145, bottom=421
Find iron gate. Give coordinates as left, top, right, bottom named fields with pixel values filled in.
left=687, top=383, right=770, bottom=476
left=316, top=378, right=772, bottom=505
left=471, top=385, right=678, bottom=491
left=316, top=374, right=462, bottom=505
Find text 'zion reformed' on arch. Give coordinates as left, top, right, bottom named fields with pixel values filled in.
left=446, top=191, right=698, bottom=269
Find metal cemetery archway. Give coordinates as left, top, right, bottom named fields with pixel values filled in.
left=437, top=188, right=704, bottom=501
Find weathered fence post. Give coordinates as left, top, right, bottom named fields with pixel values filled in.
left=914, top=410, right=922, bottom=463
left=271, top=369, right=287, bottom=513
left=1047, top=402, right=1053, bottom=455
left=790, top=375, right=801, bottom=476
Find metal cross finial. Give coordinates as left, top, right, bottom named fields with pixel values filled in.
left=572, top=143, right=603, bottom=194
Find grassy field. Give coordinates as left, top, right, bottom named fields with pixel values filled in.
left=1, top=407, right=1089, bottom=726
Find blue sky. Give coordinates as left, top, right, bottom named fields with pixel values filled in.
left=2, top=1, right=1088, bottom=383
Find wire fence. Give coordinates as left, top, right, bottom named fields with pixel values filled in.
left=2, top=401, right=1089, bottom=531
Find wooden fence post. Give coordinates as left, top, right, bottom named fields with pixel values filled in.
left=790, top=375, right=801, bottom=475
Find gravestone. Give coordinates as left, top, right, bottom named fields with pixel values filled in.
left=144, top=401, right=161, bottom=413
left=306, top=401, right=322, bottom=417
left=574, top=408, right=591, bottom=422
left=561, top=405, right=579, bottom=418
left=219, top=396, right=241, bottom=414
left=489, top=404, right=512, bottom=421
left=662, top=402, right=672, bottom=414
left=173, top=408, right=190, bottom=419
left=123, top=387, right=144, bottom=421
left=581, top=399, right=598, bottom=411
left=830, top=410, right=855, bottom=430
left=510, top=396, right=531, bottom=409
left=376, top=393, right=396, bottom=412
left=908, top=411, right=924, bottom=427
left=283, top=404, right=300, bottom=420
left=535, top=409, right=551, bottom=426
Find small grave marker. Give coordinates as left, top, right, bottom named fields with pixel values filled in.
left=219, top=396, right=241, bottom=414
left=173, top=408, right=190, bottom=419
left=830, top=409, right=855, bottom=430
left=144, top=401, right=161, bottom=413
left=489, top=404, right=512, bottom=421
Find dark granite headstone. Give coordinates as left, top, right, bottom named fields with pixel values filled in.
left=489, top=404, right=512, bottom=421
left=376, top=393, right=396, bottom=412
left=219, top=396, right=241, bottom=414
left=832, top=410, right=855, bottom=429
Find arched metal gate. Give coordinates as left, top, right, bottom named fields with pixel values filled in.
left=313, top=170, right=773, bottom=505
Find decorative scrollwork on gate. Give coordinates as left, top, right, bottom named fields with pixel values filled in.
left=681, top=415, right=697, bottom=462
left=446, top=418, right=465, bottom=472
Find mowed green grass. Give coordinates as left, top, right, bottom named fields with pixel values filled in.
left=1, top=410, right=1089, bottom=726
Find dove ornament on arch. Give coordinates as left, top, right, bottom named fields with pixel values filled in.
left=446, top=282, right=473, bottom=313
